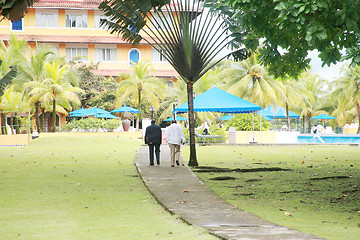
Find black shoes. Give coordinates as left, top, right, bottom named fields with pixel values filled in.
left=171, top=165, right=174, bottom=167
left=150, top=163, right=154, bottom=166
left=176, top=160, right=180, bottom=166
left=157, top=160, right=160, bottom=165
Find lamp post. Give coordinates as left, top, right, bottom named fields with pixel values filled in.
left=149, top=106, right=155, bottom=119
left=173, top=99, right=178, bottom=121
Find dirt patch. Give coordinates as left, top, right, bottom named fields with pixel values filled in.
left=309, top=176, right=350, bottom=181
left=209, top=176, right=236, bottom=181
left=193, top=166, right=292, bottom=173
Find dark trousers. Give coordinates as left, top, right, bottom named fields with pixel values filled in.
left=148, top=143, right=160, bottom=164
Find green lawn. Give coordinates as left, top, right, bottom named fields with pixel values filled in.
left=0, top=134, right=217, bottom=240
left=183, top=145, right=360, bottom=240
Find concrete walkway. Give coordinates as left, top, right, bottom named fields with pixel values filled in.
left=135, top=145, right=326, bottom=240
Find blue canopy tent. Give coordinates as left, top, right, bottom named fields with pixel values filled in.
left=258, top=105, right=300, bottom=119
left=174, top=87, right=261, bottom=113
left=221, top=115, right=234, bottom=121
left=164, top=116, right=188, bottom=122
left=264, top=116, right=275, bottom=121
left=69, top=108, right=86, bottom=115
left=174, top=87, right=261, bottom=143
left=86, top=107, right=109, bottom=116
left=69, top=108, right=106, bottom=117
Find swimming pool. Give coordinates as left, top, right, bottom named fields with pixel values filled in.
left=298, top=134, right=360, bottom=144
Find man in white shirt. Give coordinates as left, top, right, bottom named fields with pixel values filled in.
left=166, top=120, right=185, bottom=167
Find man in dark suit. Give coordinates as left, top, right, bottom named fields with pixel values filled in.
left=144, top=120, right=162, bottom=165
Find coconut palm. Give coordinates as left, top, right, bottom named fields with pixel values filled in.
left=99, top=0, right=249, bottom=166
left=29, top=59, right=84, bottom=132
left=0, top=87, right=28, bottom=134
left=116, top=61, right=165, bottom=130
left=296, top=71, right=327, bottom=133
left=332, top=66, right=360, bottom=133
left=20, top=46, right=55, bottom=132
left=225, top=54, right=284, bottom=108
left=0, top=35, right=27, bottom=134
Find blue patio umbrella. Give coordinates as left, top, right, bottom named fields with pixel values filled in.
left=311, top=114, right=336, bottom=120
left=69, top=108, right=87, bottom=115
left=174, top=87, right=261, bottom=113
left=95, top=113, right=120, bottom=119
left=111, top=106, right=140, bottom=114
left=86, top=107, right=109, bottom=116
left=311, top=113, right=336, bottom=127
left=221, top=115, right=234, bottom=121
left=258, top=105, right=300, bottom=119
left=164, top=116, right=188, bottom=121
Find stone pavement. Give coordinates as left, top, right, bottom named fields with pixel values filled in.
left=135, top=145, right=326, bottom=240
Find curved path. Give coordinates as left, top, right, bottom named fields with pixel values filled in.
left=135, top=145, right=326, bottom=240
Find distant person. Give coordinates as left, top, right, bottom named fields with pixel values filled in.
left=145, top=120, right=162, bottom=165
left=311, top=125, right=318, bottom=134
left=166, top=120, right=185, bottom=167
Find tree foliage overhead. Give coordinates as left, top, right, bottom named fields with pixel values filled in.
left=0, top=0, right=36, bottom=21
left=207, top=0, right=360, bottom=78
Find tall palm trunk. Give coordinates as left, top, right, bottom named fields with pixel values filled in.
left=52, top=100, right=56, bottom=132
left=285, top=103, right=290, bottom=131
left=14, top=113, right=20, bottom=134
left=1, top=113, right=7, bottom=135
left=35, top=101, right=40, bottom=133
left=187, top=82, right=198, bottom=166
left=356, top=103, right=360, bottom=134
left=136, top=87, right=141, bottom=131
left=41, top=108, right=45, bottom=132
left=307, top=113, right=312, bottom=133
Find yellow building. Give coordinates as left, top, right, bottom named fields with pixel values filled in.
left=0, top=0, right=179, bottom=132
left=0, top=0, right=178, bottom=82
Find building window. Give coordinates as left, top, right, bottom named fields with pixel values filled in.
left=95, top=48, right=116, bottom=62
left=152, top=47, right=167, bottom=62
left=129, top=48, right=140, bottom=65
left=65, top=14, right=88, bottom=28
left=152, top=13, right=173, bottom=30
left=65, top=47, right=88, bottom=61
left=36, top=13, right=58, bottom=27
left=11, top=19, right=23, bottom=31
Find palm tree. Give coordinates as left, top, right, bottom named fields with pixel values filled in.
left=99, top=0, right=249, bottom=166
left=116, top=61, right=165, bottom=130
left=0, top=35, right=27, bottom=134
left=20, top=46, right=55, bottom=132
left=276, top=78, right=306, bottom=131
left=296, top=71, right=327, bottom=133
left=29, top=59, right=84, bottom=132
left=224, top=54, right=284, bottom=108
left=332, top=66, right=360, bottom=133
left=0, top=87, right=28, bottom=134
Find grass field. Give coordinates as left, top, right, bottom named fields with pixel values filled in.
left=182, top=145, right=360, bottom=240
left=0, top=133, right=217, bottom=240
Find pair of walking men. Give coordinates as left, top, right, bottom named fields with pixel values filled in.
left=144, top=119, right=185, bottom=167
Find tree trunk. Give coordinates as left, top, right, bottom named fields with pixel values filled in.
left=136, top=88, right=141, bottom=131
left=307, top=114, right=312, bottom=133
left=14, top=113, right=20, bottom=134
left=285, top=103, right=290, bottom=131
left=41, top=109, right=45, bottom=132
left=52, top=100, right=56, bottom=132
left=356, top=103, right=360, bottom=134
left=302, top=117, right=306, bottom=133
left=1, top=113, right=7, bottom=135
left=187, top=82, right=198, bottom=166
left=35, top=101, right=40, bottom=133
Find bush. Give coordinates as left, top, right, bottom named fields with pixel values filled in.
left=225, top=114, right=270, bottom=131
left=63, top=118, right=122, bottom=132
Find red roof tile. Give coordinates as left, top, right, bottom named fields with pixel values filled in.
left=34, top=0, right=102, bottom=9
left=0, top=34, right=155, bottom=45
left=92, top=68, right=179, bottom=78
